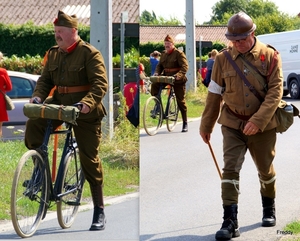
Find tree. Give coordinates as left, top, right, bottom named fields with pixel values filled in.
left=206, top=0, right=298, bottom=34
left=140, top=10, right=158, bottom=25
left=140, top=10, right=183, bottom=25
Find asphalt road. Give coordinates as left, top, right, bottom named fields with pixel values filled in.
left=0, top=192, right=139, bottom=240
left=140, top=97, right=300, bottom=241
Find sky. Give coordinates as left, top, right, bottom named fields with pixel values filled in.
left=140, top=0, right=299, bottom=24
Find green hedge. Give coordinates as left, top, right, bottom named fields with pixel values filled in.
left=139, top=41, right=226, bottom=59
left=0, top=22, right=138, bottom=58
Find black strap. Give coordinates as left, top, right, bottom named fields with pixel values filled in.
left=223, top=51, right=264, bottom=102
left=239, top=55, right=268, bottom=91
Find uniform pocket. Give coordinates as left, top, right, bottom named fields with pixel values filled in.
left=222, top=70, right=236, bottom=92
left=68, top=65, right=86, bottom=84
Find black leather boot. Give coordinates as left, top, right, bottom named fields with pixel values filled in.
left=215, top=204, right=240, bottom=240
left=89, top=184, right=106, bottom=231
left=261, top=196, right=276, bottom=227
left=182, top=121, right=188, bottom=132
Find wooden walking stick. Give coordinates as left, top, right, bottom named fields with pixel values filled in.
left=208, top=141, right=223, bottom=179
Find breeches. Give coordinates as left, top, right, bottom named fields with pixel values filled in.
left=24, top=117, right=104, bottom=186
left=221, top=126, right=276, bottom=205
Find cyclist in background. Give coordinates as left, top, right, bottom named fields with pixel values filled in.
left=151, top=34, right=189, bottom=132
left=24, top=10, right=108, bottom=231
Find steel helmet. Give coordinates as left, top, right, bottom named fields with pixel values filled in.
left=225, top=12, right=256, bottom=41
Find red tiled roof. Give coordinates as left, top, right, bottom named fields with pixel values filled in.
left=140, top=25, right=229, bottom=45
left=0, top=0, right=139, bottom=25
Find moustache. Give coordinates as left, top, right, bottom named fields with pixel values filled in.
left=56, top=37, right=63, bottom=41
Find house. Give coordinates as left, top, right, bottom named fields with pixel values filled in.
left=0, top=0, right=139, bottom=25
left=140, top=25, right=229, bottom=45
left=0, top=0, right=227, bottom=46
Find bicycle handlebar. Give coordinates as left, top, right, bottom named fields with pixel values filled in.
left=32, top=98, right=83, bottom=111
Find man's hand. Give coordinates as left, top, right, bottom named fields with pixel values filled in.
left=243, top=121, right=260, bottom=135
left=200, top=131, right=211, bottom=144
left=30, top=97, right=41, bottom=103
left=78, top=102, right=90, bottom=114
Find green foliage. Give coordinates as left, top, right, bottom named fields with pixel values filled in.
left=0, top=22, right=90, bottom=57
left=139, top=41, right=226, bottom=74
left=255, top=13, right=296, bottom=35
left=0, top=22, right=138, bottom=58
left=112, top=47, right=139, bottom=68
left=284, top=220, right=300, bottom=234
left=0, top=54, right=44, bottom=74
left=207, top=0, right=299, bottom=35
left=101, top=93, right=139, bottom=169
left=140, top=10, right=183, bottom=25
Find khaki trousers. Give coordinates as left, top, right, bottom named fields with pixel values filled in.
left=151, top=81, right=187, bottom=122
left=25, top=117, right=104, bottom=186
left=221, top=126, right=276, bottom=206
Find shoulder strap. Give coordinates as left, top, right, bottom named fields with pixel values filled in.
left=239, top=55, right=268, bottom=91
left=223, top=51, right=264, bottom=102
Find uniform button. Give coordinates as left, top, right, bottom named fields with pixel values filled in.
left=245, top=93, right=249, bottom=97
left=246, top=104, right=249, bottom=107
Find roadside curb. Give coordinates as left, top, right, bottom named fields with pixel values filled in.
left=139, top=117, right=201, bottom=135
left=0, top=192, right=139, bottom=233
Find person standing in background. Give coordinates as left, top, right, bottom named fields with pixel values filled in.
left=203, top=49, right=219, bottom=87
left=150, top=50, right=161, bottom=76
left=0, top=51, right=12, bottom=137
left=137, top=63, right=147, bottom=94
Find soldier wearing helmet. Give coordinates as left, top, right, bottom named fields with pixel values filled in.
left=199, top=11, right=283, bottom=240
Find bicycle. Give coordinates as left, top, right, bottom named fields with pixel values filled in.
left=10, top=103, right=85, bottom=238
left=143, top=76, right=179, bottom=136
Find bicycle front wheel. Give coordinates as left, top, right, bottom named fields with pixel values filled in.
left=57, top=146, right=85, bottom=229
left=11, top=150, right=48, bottom=238
left=143, top=96, right=163, bottom=136
left=166, top=95, right=179, bottom=132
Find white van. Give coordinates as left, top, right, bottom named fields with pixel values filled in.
left=257, top=30, right=300, bottom=99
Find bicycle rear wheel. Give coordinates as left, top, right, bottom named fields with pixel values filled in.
left=57, top=146, right=85, bottom=229
left=166, top=95, right=179, bottom=132
left=143, top=96, right=162, bottom=136
left=11, top=150, right=48, bottom=238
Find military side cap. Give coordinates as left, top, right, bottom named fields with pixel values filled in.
left=164, top=34, right=174, bottom=43
left=53, top=10, right=78, bottom=29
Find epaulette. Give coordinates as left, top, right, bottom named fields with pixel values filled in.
left=266, top=44, right=277, bottom=51
left=82, top=42, right=95, bottom=52
left=219, top=47, right=230, bottom=53
left=47, top=45, right=59, bottom=53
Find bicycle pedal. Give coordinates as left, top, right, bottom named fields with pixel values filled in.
left=66, top=201, right=81, bottom=206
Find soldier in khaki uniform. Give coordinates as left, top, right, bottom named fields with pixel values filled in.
left=199, top=12, right=283, bottom=240
left=152, top=35, right=189, bottom=132
left=25, top=11, right=108, bottom=231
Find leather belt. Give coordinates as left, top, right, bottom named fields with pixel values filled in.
left=225, top=104, right=252, bottom=121
left=57, top=85, right=91, bottom=94
left=164, top=68, right=180, bottom=73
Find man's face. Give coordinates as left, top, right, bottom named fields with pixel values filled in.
left=231, top=32, right=255, bottom=54
left=54, top=26, right=74, bottom=51
left=164, top=41, right=174, bottom=52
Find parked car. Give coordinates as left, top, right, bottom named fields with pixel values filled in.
left=2, top=70, right=39, bottom=141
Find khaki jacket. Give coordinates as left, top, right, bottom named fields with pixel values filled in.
left=155, top=48, right=189, bottom=83
left=33, top=38, right=108, bottom=119
left=200, top=37, right=283, bottom=133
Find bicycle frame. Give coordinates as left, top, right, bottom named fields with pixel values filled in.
left=156, top=83, right=175, bottom=119
left=36, top=119, right=78, bottom=204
